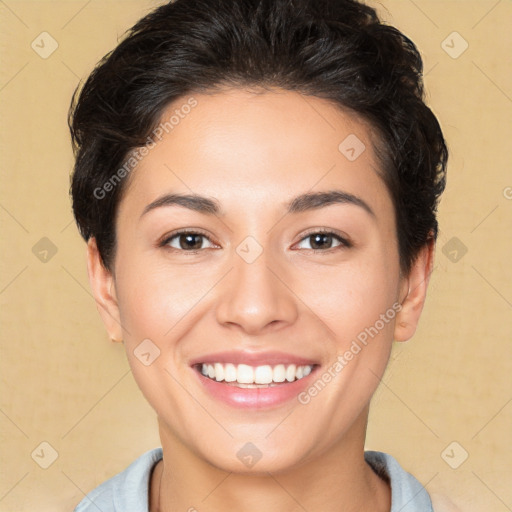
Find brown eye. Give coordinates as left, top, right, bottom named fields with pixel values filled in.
left=160, top=230, right=216, bottom=252
left=295, top=230, right=351, bottom=252
left=176, top=233, right=204, bottom=250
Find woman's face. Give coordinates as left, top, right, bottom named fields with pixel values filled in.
left=90, top=88, right=428, bottom=473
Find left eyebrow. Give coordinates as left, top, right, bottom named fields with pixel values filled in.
left=285, top=190, right=375, bottom=217
left=140, top=189, right=375, bottom=219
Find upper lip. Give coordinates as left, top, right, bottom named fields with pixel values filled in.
left=189, top=350, right=319, bottom=367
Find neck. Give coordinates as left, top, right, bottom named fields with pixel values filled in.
left=150, top=408, right=390, bottom=512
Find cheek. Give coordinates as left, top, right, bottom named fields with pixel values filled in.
left=298, top=253, right=400, bottom=342
left=113, top=262, right=195, bottom=415
left=114, top=257, right=200, bottom=342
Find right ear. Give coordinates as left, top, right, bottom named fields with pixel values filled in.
left=86, top=237, right=123, bottom=342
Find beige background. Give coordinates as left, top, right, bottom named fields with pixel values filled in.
left=1, top=0, right=511, bottom=510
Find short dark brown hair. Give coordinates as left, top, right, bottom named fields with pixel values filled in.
left=69, top=0, right=448, bottom=274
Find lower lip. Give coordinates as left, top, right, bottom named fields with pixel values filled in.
left=193, top=367, right=318, bottom=409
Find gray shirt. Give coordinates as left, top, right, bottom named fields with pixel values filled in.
left=74, top=448, right=434, bottom=511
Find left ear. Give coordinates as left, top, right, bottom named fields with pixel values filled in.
left=394, top=237, right=435, bottom=342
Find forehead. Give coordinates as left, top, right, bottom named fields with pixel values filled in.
left=120, top=88, right=393, bottom=221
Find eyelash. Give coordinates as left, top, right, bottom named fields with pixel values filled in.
left=158, top=228, right=352, bottom=255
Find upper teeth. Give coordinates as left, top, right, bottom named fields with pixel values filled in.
left=200, top=363, right=313, bottom=384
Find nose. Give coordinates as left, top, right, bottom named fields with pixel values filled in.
left=215, top=247, right=299, bottom=335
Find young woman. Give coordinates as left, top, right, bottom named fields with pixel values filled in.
left=69, top=0, right=456, bottom=510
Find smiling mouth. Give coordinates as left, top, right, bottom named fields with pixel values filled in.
left=195, top=362, right=316, bottom=388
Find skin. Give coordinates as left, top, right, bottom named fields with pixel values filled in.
left=87, top=88, right=434, bottom=512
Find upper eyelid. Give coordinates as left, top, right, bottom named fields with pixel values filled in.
left=299, top=227, right=349, bottom=240
left=160, top=228, right=217, bottom=247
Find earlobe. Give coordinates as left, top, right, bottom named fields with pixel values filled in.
left=86, top=238, right=124, bottom=343
left=394, top=239, right=435, bottom=342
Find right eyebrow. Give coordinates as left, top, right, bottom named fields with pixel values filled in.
left=140, top=194, right=222, bottom=219
left=284, top=189, right=375, bottom=218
